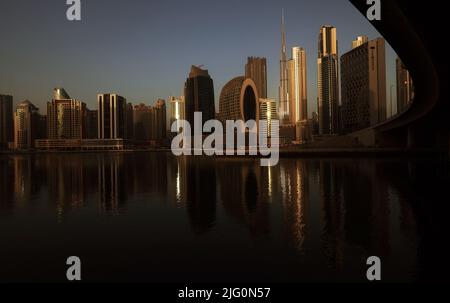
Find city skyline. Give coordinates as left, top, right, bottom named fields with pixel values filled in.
left=0, top=0, right=400, bottom=118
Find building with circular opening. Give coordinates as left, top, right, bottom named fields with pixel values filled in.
left=219, top=76, right=259, bottom=123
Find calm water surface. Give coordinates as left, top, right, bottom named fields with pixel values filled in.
left=0, top=152, right=448, bottom=282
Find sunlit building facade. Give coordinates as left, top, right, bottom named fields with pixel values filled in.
left=14, top=100, right=40, bottom=150
left=341, top=37, right=387, bottom=133
left=317, top=26, right=339, bottom=135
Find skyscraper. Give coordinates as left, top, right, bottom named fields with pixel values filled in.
left=245, top=57, right=267, bottom=99
left=83, top=108, right=98, bottom=139
left=47, top=88, right=84, bottom=139
left=133, top=103, right=153, bottom=142
left=317, top=26, right=339, bottom=135
left=184, top=65, right=215, bottom=127
left=133, top=100, right=166, bottom=143
left=0, top=94, right=13, bottom=149
left=341, top=37, right=387, bottom=133
left=396, top=57, right=414, bottom=113
left=259, top=98, right=278, bottom=138
left=288, top=47, right=308, bottom=124
left=153, top=99, right=166, bottom=141
left=98, top=94, right=127, bottom=139
left=126, top=103, right=134, bottom=140
left=169, top=96, right=185, bottom=137
left=279, top=10, right=289, bottom=123
left=14, top=100, right=40, bottom=150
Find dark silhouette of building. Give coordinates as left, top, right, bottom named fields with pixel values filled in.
left=98, top=93, right=127, bottom=139
left=126, top=103, right=134, bottom=140
left=184, top=65, right=215, bottom=127
left=84, top=108, right=98, bottom=139
left=0, top=94, right=13, bottom=149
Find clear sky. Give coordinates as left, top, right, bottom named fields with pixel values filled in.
left=0, top=0, right=399, bottom=117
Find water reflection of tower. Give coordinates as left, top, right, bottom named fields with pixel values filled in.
left=0, top=157, right=14, bottom=210
left=318, top=161, right=344, bottom=269
left=218, top=160, right=269, bottom=236
left=97, top=154, right=127, bottom=214
left=280, top=160, right=310, bottom=252
left=341, top=161, right=390, bottom=257
left=129, top=152, right=167, bottom=196
left=13, top=155, right=35, bottom=203
left=46, top=155, right=85, bottom=217
left=167, top=156, right=188, bottom=208
left=182, top=157, right=217, bottom=234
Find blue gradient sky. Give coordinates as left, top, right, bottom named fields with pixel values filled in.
left=0, top=0, right=399, bottom=117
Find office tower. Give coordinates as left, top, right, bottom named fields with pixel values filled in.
left=133, top=104, right=153, bottom=141
left=219, top=76, right=259, bottom=122
left=341, top=37, right=387, bottom=134
left=37, top=115, right=47, bottom=140
left=317, top=25, right=339, bottom=135
left=184, top=65, right=215, bottom=127
left=47, top=88, right=84, bottom=139
left=245, top=57, right=267, bottom=99
left=288, top=47, right=308, bottom=124
left=14, top=100, right=39, bottom=150
left=83, top=108, right=98, bottom=139
left=396, top=57, right=414, bottom=113
left=98, top=94, right=127, bottom=139
left=0, top=94, right=13, bottom=149
left=126, top=103, right=134, bottom=140
left=169, top=96, right=185, bottom=124
left=259, top=98, right=278, bottom=138
left=133, top=100, right=166, bottom=142
left=153, top=99, right=166, bottom=140
left=278, top=10, right=289, bottom=123
left=352, top=36, right=368, bottom=49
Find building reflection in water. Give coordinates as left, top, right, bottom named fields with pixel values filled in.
left=182, top=157, right=217, bottom=234
left=97, top=154, right=126, bottom=214
left=0, top=153, right=424, bottom=281
left=279, top=160, right=309, bottom=253
left=216, top=159, right=270, bottom=236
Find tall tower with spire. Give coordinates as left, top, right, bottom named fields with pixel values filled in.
left=278, top=9, right=289, bottom=124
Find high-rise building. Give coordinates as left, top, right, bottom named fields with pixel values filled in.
left=14, top=100, right=40, bottom=150
left=245, top=57, right=267, bottom=99
left=352, top=36, right=368, bottom=49
left=133, top=100, right=166, bottom=143
left=288, top=47, right=308, bottom=124
left=47, top=88, right=85, bottom=139
left=133, top=104, right=153, bottom=141
left=396, top=57, right=414, bottom=113
left=317, top=25, right=339, bottom=135
left=341, top=37, right=387, bottom=134
left=169, top=96, right=185, bottom=125
left=259, top=98, right=278, bottom=138
left=126, top=103, right=134, bottom=140
left=184, top=65, right=215, bottom=127
left=98, top=94, right=127, bottom=139
left=83, top=108, right=98, bottom=139
left=0, top=94, right=13, bottom=149
left=153, top=99, right=166, bottom=141
left=279, top=10, right=289, bottom=123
